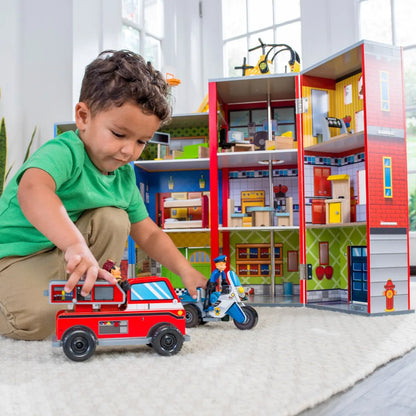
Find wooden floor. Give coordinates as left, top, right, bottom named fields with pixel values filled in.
left=299, top=276, right=416, bottom=416
left=299, top=347, right=416, bottom=416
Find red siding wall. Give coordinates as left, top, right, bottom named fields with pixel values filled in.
left=364, top=46, right=404, bottom=129
left=366, top=137, right=408, bottom=228
left=363, top=44, right=408, bottom=229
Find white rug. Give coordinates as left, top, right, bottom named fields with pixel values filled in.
left=1, top=305, right=416, bottom=416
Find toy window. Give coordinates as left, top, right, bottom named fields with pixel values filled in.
left=319, top=242, right=329, bottom=265
left=76, top=286, right=92, bottom=301
left=52, top=286, right=73, bottom=302
left=273, top=107, right=296, bottom=137
left=94, top=286, right=114, bottom=301
left=383, top=157, right=393, bottom=198
left=311, top=89, right=328, bottom=139
left=287, top=251, right=299, bottom=272
left=130, top=281, right=174, bottom=301
left=228, top=106, right=296, bottom=141
left=380, top=71, right=390, bottom=111
left=168, top=136, right=207, bottom=152
left=189, top=251, right=210, bottom=264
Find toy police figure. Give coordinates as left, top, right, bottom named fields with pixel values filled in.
left=204, top=255, right=230, bottom=310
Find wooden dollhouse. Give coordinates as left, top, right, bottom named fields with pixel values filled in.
left=134, top=40, right=409, bottom=315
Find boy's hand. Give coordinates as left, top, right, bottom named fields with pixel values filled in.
left=130, top=219, right=208, bottom=300
left=64, top=243, right=117, bottom=296
left=181, top=269, right=208, bottom=299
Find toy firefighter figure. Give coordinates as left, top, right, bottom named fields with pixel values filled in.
left=102, top=259, right=131, bottom=294
left=204, top=255, right=230, bottom=310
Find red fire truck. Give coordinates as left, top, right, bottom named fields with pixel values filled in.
left=46, top=276, right=189, bottom=361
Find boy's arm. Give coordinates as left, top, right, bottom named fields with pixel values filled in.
left=17, top=168, right=116, bottom=295
left=130, top=218, right=207, bottom=298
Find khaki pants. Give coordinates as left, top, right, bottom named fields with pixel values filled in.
left=0, top=207, right=130, bottom=340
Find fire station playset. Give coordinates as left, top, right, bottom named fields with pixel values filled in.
left=131, top=40, right=410, bottom=315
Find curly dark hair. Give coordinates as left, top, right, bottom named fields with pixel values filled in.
left=79, top=50, right=171, bottom=124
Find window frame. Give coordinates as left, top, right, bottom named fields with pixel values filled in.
left=222, top=0, right=301, bottom=78
left=121, top=0, right=164, bottom=69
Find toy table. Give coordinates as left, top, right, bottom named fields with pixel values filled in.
left=246, top=206, right=274, bottom=227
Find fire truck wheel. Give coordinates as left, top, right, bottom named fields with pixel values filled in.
left=184, top=304, right=200, bottom=328
left=62, top=327, right=97, bottom=362
left=233, top=305, right=259, bottom=330
left=151, top=324, right=183, bottom=356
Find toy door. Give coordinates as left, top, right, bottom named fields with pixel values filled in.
left=161, top=248, right=187, bottom=288
left=188, top=249, right=211, bottom=279
left=349, top=246, right=368, bottom=303
left=328, top=202, right=341, bottom=223
left=314, top=167, right=332, bottom=197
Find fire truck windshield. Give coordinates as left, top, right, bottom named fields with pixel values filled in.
left=130, top=281, right=174, bottom=301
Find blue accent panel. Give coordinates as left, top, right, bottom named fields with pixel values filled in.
left=227, top=303, right=246, bottom=323
left=353, top=272, right=362, bottom=281
left=128, top=236, right=135, bottom=265
left=134, top=165, right=212, bottom=222
left=210, top=292, right=220, bottom=304
left=228, top=270, right=241, bottom=287
left=179, top=290, right=196, bottom=303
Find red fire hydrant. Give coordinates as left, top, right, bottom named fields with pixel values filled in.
left=383, top=279, right=396, bottom=312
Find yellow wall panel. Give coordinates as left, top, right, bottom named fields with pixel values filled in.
left=302, top=73, right=363, bottom=147
left=335, top=72, right=363, bottom=134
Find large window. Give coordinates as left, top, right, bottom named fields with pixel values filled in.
left=222, top=0, right=301, bottom=77
left=121, top=0, right=164, bottom=69
left=359, top=0, right=416, bottom=228
left=229, top=107, right=296, bottom=140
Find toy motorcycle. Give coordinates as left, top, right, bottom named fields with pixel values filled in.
left=179, top=270, right=258, bottom=330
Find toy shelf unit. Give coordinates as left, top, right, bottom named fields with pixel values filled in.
left=210, top=73, right=301, bottom=233
left=235, top=243, right=283, bottom=278
left=208, top=73, right=302, bottom=299
left=305, top=131, right=364, bottom=154
left=135, top=112, right=211, bottom=172
left=134, top=112, right=211, bottom=232
left=162, top=194, right=209, bottom=229
left=304, top=132, right=365, bottom=228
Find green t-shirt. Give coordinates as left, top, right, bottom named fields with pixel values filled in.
left=0, top=130, right=148, bottom=258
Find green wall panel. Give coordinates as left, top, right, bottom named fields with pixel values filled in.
left=306, top=225, right=367, bottom=291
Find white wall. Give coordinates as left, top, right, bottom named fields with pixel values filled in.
left=72, top=0, right=122, bottom=111
left=300, top=0, right=360, bottom=68
left=0, top=0, right=74, bottom=176
left=0, top=0, right=21, bottom=173
left=163, top=0, right=223, bottom=114
left=0, top=0, right=122, bottom=182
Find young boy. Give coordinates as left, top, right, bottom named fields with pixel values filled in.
left=0, top=50, right=207, bottom=341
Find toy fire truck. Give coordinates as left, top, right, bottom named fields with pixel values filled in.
left=45, top=276, right=189, bottom=361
